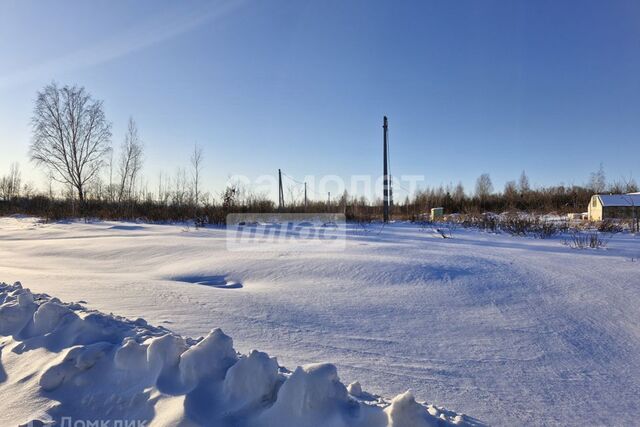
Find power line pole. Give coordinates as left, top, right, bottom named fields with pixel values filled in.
left=304, top=182, right=308, bottom=211
left=278, top=169, right=284, bottom=211
left=383, top=116, right=390, bottom=222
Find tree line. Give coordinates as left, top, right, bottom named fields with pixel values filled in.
left=1, top=83, right=637, bottom=223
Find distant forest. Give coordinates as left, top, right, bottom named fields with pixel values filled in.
left=2, top=162, right=637, bottom=224
left=1, top=83, right=638, bottom=223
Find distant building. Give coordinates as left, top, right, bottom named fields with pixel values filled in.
left=588, top=194, right=640, bottom=221
left=430, top=207, right=444, bottom=221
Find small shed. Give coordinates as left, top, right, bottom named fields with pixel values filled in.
left=588, top=194, right=640, bottom=221
left=430, top=207, right=444, bottom=221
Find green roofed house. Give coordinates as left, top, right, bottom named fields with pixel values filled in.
left=588, top=193, right=640, bottom=221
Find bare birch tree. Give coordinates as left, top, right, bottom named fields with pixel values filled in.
left=0, top=162, right=21, bottom=200
left=117, top=117, right=144, bottom=202
left=475, top=173, right=493, bottom=198
left=453, top=181, right=465, bottom=203
left=107, top=147, right=115, bottom=202
left=190, top=144, right=203, bottom=207
left=518, top=170, right=530, bottom=193
left=589, top=163, right=606, bottom=194
left=30, top=83, right=112, bottom=202
left=173, top=167, right=188, bottom=206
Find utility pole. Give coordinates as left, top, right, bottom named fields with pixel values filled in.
left=304, top=182, right=308, bottom=211
left=278, top=169, right=284, bottom=211
left=383, top=116, right=390, bottom=222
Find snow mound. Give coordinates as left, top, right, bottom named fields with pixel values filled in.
left=0, top=281, right=482, bottom=426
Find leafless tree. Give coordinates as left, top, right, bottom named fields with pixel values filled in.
left=47, top=171, right=55, bottom=199
left=589, top=163, right=606, bottom=194
left=173, top=167, right=189, bottom=206
left=475, top=173, right=493, bottom=198
left=157, top=171, right=168, bottom=205
left=619, top=175, right=638, bottom=193
left=190, top=144, right=203, bottom=207
left=21, top=181, right=35, bottom=199
left=518, top=170, right=530, bottom=193
left=30, top=83, right=112, bottom=202
left=453, top=181, right=465, bottom=203
left=117, top=117, right=144, bottom=202
left=504, top=180, right=517, bottom=207
left=0, top=162, right=21, bottom=200
left=107, top=147, right=115, bottom=202
left=338, top=190, right=349, bottom=213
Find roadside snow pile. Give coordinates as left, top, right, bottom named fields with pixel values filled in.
left=0, top=281, right=479, bottom=427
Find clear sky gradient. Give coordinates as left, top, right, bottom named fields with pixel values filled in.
left=1, top=0, right=639, bottom=200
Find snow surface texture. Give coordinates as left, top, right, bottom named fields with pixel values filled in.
left=1, top=216, right=640, bottom=425
left=0, top=281, right=477, bottom=426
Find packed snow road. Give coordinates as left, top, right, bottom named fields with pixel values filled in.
left=1, top=216, right=639, bottom=425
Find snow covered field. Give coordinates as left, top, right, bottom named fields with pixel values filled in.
left=0, top=281, right=473, bottom=427
left=1, top=216, right=640, bottom=425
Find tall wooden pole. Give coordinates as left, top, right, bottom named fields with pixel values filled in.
left=278, top=169, right=284, bottom=211
left=304, top=182, right=308, bottom=211
left=383, top=116, right=390, bottom=222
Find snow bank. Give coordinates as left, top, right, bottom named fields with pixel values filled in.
left=0, top=281, right=478, bottom=427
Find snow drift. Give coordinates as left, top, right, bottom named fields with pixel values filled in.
left=0, top=281, right=478, bottom=427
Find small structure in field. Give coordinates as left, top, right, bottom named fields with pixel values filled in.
left=588, top=193, right=640, bottom=221
left=430, top=207, right=444, bottom=221
left=567, top=212, right=588, bottom=220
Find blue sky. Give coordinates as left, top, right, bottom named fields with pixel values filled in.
left=0, top=0, right=639, bottom=200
